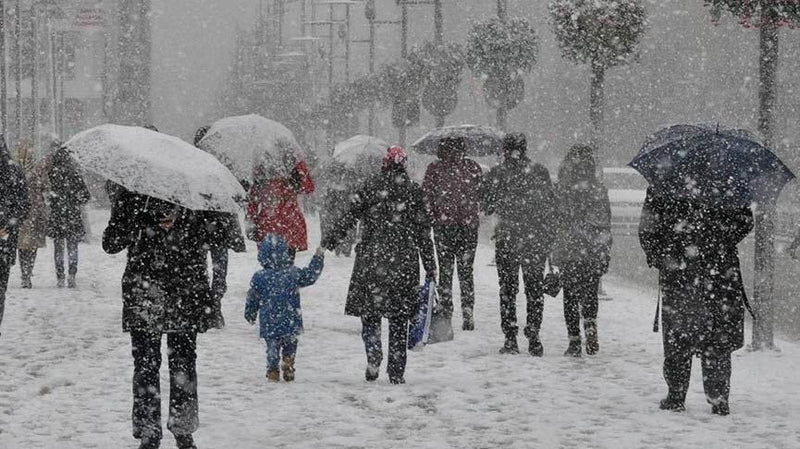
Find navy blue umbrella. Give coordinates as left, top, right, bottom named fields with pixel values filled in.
left=629, top=124, right=794, bottom=207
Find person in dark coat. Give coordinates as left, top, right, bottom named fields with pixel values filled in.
left=552, top=145, right=612, bottom=357
left=482, top=133, right=557, bottom=356
left=46, top=143, right=90, bottom=288
left=0, top=135, right=30, bottom=335
left=322, top=145, right=436, bottom=384
left=422, top=136, right=483, bottom=331
left=320, top=163, right=358, bottom=257
left=194, top=126, right=246, bottom=329
left=639, top=186, right=752, bottom=416
left=103, top=187, right=226, bottom=449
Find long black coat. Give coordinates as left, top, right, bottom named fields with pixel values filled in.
left=47, top=149, right=90, bottom=240
left=553, top=182, right=612, bottom=272
left=0, top=140, right=30, bottom=265
left=323, top=167, right=436, bottom=320
left=639, top=188, right=753, bottom=352
left=482, top=157, right=558, bottom=256
left=103, top=190, right=223, bottom=333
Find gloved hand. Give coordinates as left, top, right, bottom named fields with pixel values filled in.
left=426, top=270, right=437, bottom=283
left=245, top=310, right=257, bottom=325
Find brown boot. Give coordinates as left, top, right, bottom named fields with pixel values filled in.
left=267, top=369, right=280, bottom=382
left=281, top=355, right=296, bottom=382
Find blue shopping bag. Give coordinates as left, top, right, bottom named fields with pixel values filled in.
left=408, top=280, right=436, bottom=351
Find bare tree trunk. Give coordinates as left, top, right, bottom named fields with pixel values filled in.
left=752, top=14, right=779, bottom=351
left=497, top=0, right=507, bottom=21
left=434, top=0, right=443, bottom=45
left=0, top=0, right=6, bottom=139
left=496, top=107, right=506, bottom=131
left=114, top=0, right=152, bottom=125
left=14, top=0, right=20, bottom=145
left=589, top=61, right=605, bottom=155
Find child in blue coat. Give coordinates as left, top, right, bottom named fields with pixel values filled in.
left=245, top=233, right=325, bottom=382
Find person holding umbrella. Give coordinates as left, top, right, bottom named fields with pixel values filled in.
left=552, top=145, right=612, bottom=357
left=482, top=133, right=557, bottom=356
left=422, top=136, right=483, bottom=331
left=632, top=124, right=793, bottom=416
left=246, top=144, right=315, bottom=261
left=46, top=142, right=90, bottom=288
left=0, top=135, right=30, bottom=335
left=322, top=145, right=436, bottom=384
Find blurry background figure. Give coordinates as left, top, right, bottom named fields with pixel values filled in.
left=422, top=136, right=483, bottom=332
left=46, top=143, right=91, bottom=288
left=0, top=135, right=30, bottom=335
left=14, top=139, right=48, bottom=289
left=553, top=145, right=612, bottom=357
left=194, top=126, right=246, bottom=328
left=320, top=162, right=359, bottom=257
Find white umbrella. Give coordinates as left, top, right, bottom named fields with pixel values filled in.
left=64, top=124, right=246, bottom=213
left=198, top=114, right=301, bottom=181
left=332, top=135, right=389, bottom=166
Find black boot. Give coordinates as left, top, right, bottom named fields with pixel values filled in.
left=138, top=436, right=161, bottom=449
left=175, top=434, right=197, bottom=449
left=462, top=307, right=474, bottom=331
left=659, top=397, right=686, bottom=412
left=564, top=336, right=582, bottom=357
left=499, top=337, right=519, bottom=354
left=528, top=335, right=543, bottom=357
left=584, top=319, right=599, bottom=355
left=711, top=401, right=730, bottom=416
left=365, top=364, right=379, bottom=382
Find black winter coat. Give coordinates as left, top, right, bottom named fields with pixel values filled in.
left=639, top=188, right=753, bottom=352
left=0, top=141, right=30, bottom=265
left=47, top=149, right=90, bottom=240
left=482, top=157, right=558, bottom=256
left=553, top=182, right=612, bottom=272
left=323, top=168, right=436, bottom=320
left=103, top=191, right=223, bottom=333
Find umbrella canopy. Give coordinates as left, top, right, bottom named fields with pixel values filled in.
left=332, top=135, right=389, bottom=166
left=630, top=124, right=794, bottom=207
left=411, top=124, right=505, bottom=157
left=198, top=114, right=301, bottom=181
left=65, top=124, right=246, bottom=213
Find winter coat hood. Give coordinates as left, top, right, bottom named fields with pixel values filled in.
left=258, top=233, right=293, bottom=269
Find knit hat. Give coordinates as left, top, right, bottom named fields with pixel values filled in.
left=383, top=145, right=408, bottom=169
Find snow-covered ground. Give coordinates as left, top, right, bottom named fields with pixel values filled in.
left=1, top=209, right=799, bottom=449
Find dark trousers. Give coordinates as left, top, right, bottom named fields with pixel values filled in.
left=562, top=260, right=602, bottom=337
left=265, top=336, right=298, bottom=371
left=434, top=224, right=478, bottom=315
left=18, top=249, right=37, bottom=281
left=53, top=237, right=79, bottom=278
left=361, top=316, right=408, bottom=380
left=0, top=261, right=9, bottom=331
left=495, top=238, right=546, bottom=339
left=130, top=330, right=199, bottom=442
left=663, top=340, right=732, bottom=405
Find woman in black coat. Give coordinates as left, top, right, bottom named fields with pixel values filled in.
left=47, top=144, right=90, bottom=288
left=322, top=146, right=436, bottom=384
left=0, top=136, right=30, bottom=334
left=552, top=145, right=612, bottom=357
left=639, top=187, right=752, bottom=416
left=103, top=187, right=225, bottom=449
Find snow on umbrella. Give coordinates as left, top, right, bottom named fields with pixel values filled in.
left=411, top=124, right=505, bottom=157
left=332, top=135, right=389, bottom=166
left=197, top=114, right=301, bottom=182
left=64, top=124, right=246, bottom=213
left=629, top=123, right=794, bottom=207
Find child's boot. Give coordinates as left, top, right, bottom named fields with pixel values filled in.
left=281, top=355, right=296, bottom=382
left=267, top=369, right=280, bottom=382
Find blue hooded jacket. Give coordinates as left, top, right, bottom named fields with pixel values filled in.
left=245, top=233, right=324, bottom=339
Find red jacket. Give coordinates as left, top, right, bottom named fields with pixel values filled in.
left=422, top=152, right=483, bottom=227
left=247, top=161, right=315, bottom=250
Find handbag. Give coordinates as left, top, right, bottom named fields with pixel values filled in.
left=426, top=286, right=454, bottom=344
left=543, top=263, right=562, bottom=298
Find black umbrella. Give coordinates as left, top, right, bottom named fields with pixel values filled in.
left=629, top=124, right=794, bottom=207
left=411, top=125, right=505, bottom=157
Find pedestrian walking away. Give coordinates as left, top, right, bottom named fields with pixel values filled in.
left=103, top=187, right=232, bottom=449
left=0, top=135, right=30, bottom=336
left=245, top=234, right=325, bottom=382
left=552, top=145, right=612, bottom=357
left=14, top=139, right=48, bottom=289
left=639, top=187, right=752, bottom=416
left=46, top=142, right=90, bottom=288
left=322, top=145, right=436, bottom=384
left=482, top=133, right=557, bottom=356
left=422, top=135, right=483, bottom=332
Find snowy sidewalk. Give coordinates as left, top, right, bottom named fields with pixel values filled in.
left=0, top=210, right=798, bottom=449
